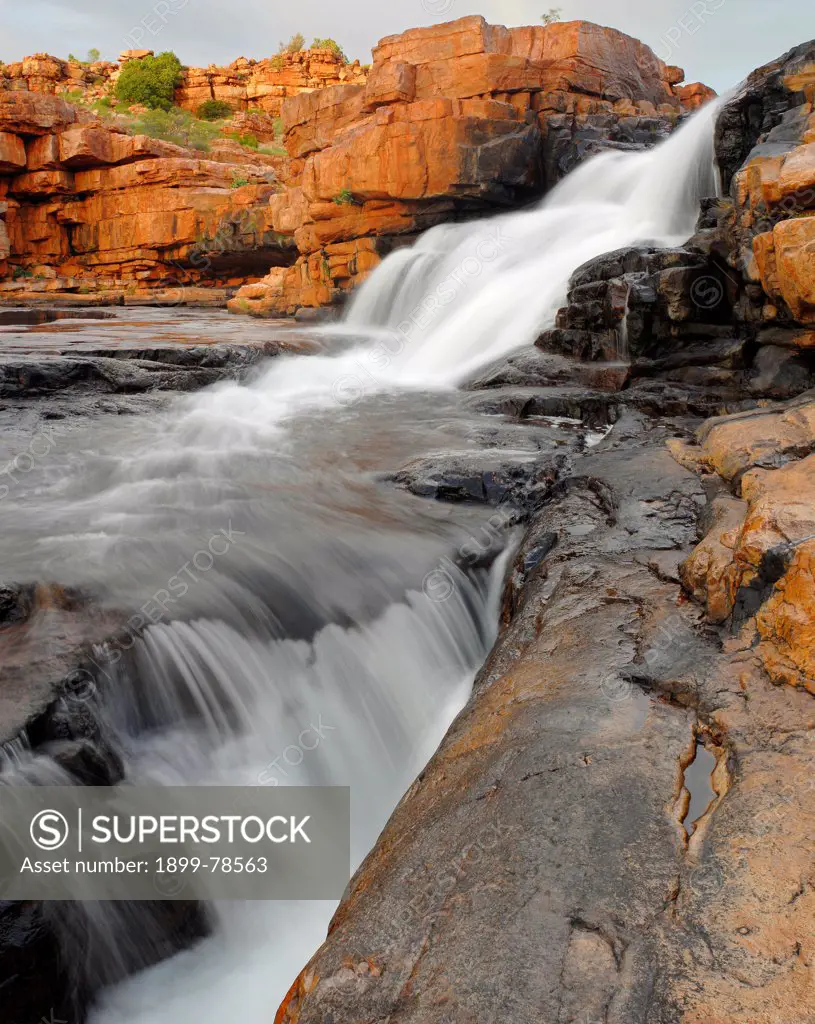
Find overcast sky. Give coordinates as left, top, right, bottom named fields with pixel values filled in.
left=0, top=0, right=810, bottom=92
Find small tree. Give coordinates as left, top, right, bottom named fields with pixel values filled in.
left=311, top=38, right=347, bottom=62
left=541, top=7, right=562, bottom=24
left=87, top=47, right=101, bottom=62
left=131, top=108, right=221, bottom=150
left=115, top=51, right=183, bottom=111
left=197, top=99, right=233, bottom=120
left=278, top=33, right=305, bottom=54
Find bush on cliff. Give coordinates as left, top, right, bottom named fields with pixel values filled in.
left=279, top=33, right=305, bottom=54
left=311, top=38, right=347, bottom=62
left=115, top=51, right=183, bottom=111
left=131, top=107, right=220, bottom=150
left=227, top=131, right=259, bottom=149
left=197, top=99, right=233, bottom=121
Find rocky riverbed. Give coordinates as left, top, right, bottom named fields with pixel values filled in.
left=0, top=18, right=813, bottom=1024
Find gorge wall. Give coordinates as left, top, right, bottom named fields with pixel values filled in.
left=229, top=17, right=715, bottom=317
left=0, top=18, right=713, bottom=307
left=0, top=92, right=297, bottom=303
left=0, top=48, right=367, bottom=118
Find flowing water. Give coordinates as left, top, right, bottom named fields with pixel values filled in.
left=0, top=98, right=722, bottom=1021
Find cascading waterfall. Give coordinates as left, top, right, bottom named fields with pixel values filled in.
left=1, top=97, right=723, bottom=1024
left=345, top=97, right=723, bottom=382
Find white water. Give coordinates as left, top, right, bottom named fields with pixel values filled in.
left=346, top=97, right=722, bottom=383
left=3, top=99, right=722, bottom=1024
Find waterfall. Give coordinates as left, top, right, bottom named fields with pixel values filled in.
left=345, top=98, right=723, bottom=382
left=1, top=96, right=724, bottom=1024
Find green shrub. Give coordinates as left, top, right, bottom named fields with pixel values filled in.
left=270, top=55, right=284, bottom=71
left=311, top=38, right=347, bottom=62
left=197, top=99, right=233, bottom=121
left=227, top=131, right=259, bottom=150
left=332, top=187, right=358, bottom=206
left=131, top=107, right=220, bottom=150
left=259, top=143, right=287, bottom=157
left=279, top=32, right=305, bottom=54
left=67, top=53, right=78, bottom=63
left=273, top=117, right=284, bottom=137
left=90, top=96, right=114, bottom=118
left=87, top=48, right=101, bottom=62
left=115, top=51, right=183, bottom=111
left=231, top=174, right=250, bottom=188
left=541, top=7, right=562, bottom=25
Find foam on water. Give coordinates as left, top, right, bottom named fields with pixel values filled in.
left=2, top=98, right=723, bottom=1023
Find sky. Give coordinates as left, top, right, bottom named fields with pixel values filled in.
left=0, top=0, right=811, bottom=92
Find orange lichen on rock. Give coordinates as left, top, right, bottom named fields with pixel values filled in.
left=757, top=540, right=815, bottom=692
left=732, top=103, right=815, bottom=324
left=275, top=968, right=319, bottom=1024
left=678, top=400, right=815, bottom=694
left=676, top=401, right=815, bottom=481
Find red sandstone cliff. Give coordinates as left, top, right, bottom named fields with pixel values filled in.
left=0, top=92, right=296, bottom=303
left=228, top=16, right=716, bottom=317
left=0, top=17, right=716, bottom=307
left=0, top=48, right=367, bottom=118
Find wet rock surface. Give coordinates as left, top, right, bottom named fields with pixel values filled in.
left=277, top=383, right=815, bottom=1023
left=272, top=53, right=815, bottom=1013
left=0, top=306, right=321, bottom=399
left=0, top=309, right=324, bottom=748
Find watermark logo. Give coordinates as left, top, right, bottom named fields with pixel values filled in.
left=600, top=673, right=634, bottom=704
left=422, top=566, right=457, bottom=603
left=690, top=275, right=725, bottom=309
left=421, top=0, right=455, bottom=13
left=30, top=810, right=70, bottom=851
left=688, top=862, right=726, bottom=898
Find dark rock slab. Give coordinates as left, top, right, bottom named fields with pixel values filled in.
left=276, top=408, right=815, bottom=1024
left=715, top=38, right=815, bottom=191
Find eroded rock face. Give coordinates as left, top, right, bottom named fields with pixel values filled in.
left=174, top=50, right=367, bottom=117
left=273, top=400, right=815, bottom=1024
left=676, top=398, right=815, bottom=696
left=0, top=93, right=297, bottom=301
left=231, top=16, right=711, bottom=317
left=0, top=49, right=367, bottom=119
left=718, top=40, right=815, bottom=331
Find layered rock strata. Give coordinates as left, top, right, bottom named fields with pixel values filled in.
left=0, top=92, right=296, bottom=302
left=0, top=49, right=367, bottom=118
left=229, top=16, right=714, bottom=317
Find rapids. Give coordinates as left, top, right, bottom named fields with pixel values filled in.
left=0, top=98, right=722, bottom=1022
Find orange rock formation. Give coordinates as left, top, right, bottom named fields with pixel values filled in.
left=0, top=92, right=295, bottom=302
left=0, top=48, right=366, bottom=117
left=229, top=16, right=714, bottom=317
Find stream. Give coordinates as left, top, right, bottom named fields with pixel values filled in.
left=0, top=98, right=721, bottom=1022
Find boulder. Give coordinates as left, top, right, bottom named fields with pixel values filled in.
left=678, top=398, right=815, bottom=692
